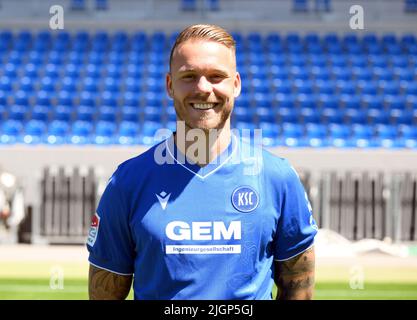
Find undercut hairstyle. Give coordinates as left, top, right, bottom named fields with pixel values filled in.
left=169, top=24, right=236, bottom=71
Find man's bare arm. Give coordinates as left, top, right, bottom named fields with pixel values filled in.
left=88, top=264, right=133, bottom=300
left=274, top=246, right=315, bottom=300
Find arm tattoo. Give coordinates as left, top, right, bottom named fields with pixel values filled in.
left=274, top=246, right=315, bottom=300
left=88, top=265, right=133, bottom=300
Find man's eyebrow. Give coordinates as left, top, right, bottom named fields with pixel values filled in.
left=178, top=67, right=230, bottom=75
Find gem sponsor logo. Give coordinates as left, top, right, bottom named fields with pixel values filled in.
left=166, top=221, right=241, bottom=241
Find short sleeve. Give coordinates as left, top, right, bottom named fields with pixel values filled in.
left=273, top=163, right=318, bottom=261
left=86, top=170, right=135, bottom=275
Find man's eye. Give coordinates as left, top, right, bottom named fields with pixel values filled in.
left=210, top=75, right=225, bottom=81
left=182, top=74, right=195, bottom=80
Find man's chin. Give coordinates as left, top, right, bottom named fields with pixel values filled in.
left=189, top=121, right=226, bottom=133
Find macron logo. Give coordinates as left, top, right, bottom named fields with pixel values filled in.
left=156, top=191, right=171, bottom=210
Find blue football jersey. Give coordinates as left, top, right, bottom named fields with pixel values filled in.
left=87, top=133, right=318, bottom=300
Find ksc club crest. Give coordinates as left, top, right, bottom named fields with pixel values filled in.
left=231, top=186, right=259, bottom=213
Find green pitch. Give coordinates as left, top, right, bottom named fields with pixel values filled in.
left=0, top=261, right=417, bottom=300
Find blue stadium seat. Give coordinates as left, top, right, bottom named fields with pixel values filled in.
left=118, top=121, right=140, bottom=145
left=310, top=66, right=331, bottom=80
left=295, top=94, right=315, bottom=109
left=53, top=105, right=72, bottom=122
left=357, top=80, right=378, bottom=95
left=314, top=79, right=335, bottom=94
left=300, top=107, right=321, bottom=124
left=280, top=123, right=305, bottom=147
left=271, top=79, right=292, bottom=94
left=97, top=106, right=117, bottom=122
left=293, top=79, right=313, bottom=94
left=374, top=124, right=398, bottom=148
left=318, top=94, right=339, bottom=109
left=120, top=106, right=140, bottom=122
left=94, top=121, right=116, bottom=145
left=303, top=123, right=328, bottom=147
left=140, top=121, right=164, bottom=145
left=14, top=90, right=31, bottom=107
left=340, top=95, right=361, bottom=109
left=0, top=119, right=23, bottom=144
left=384, top=94, right=407, bottom=110
left=22, top=120, right=47, bottom=144
left=349, top=124, right=375, bottom=148
left=277, top=107, right=299, bottom=123
left=46, top=120, right=70, bottom=144
left=368, top=109, right=391, bottom=125
left=328, top=55, right=347, bottom=67
left=273, top=93, right=295, bottom=108
left=79, top=92, right=97, bottom=107
left=0, top=76, right=13, bottom=92
left=70, top=120, right=93, bottom=144
left=345, top=108, right=368, bottom=125
left=31, top=105, right=50, bottom=122
left=394, top=68, right=415, bottom=81
left=326, top=124, right=350, bottom=147
left=404, top=83, right=417, bottom=95
left=361, top=94, right=383, bottom=109
left=368, top=55, right=388, bottom=68
left=352, top=67, right=373, bottom=81
left=379, top=80, right=401, bottom=95
left=398, top=125, right=417, bottom=148
left=233, top=106, right=254, bottom=123
left=258, top=122, right=280, bottom=146
left=163, top=105, right=176, bottom=122
left=18, top=76, right=35, bottom=92
left=348, top=55, right=368, bottom=67
left=8, top=105, right=27, bottom=121
left=143, top=106, right=162, bottom=122
left=322, top=108, right=345, bottom=124
left=256, top=107, right=275, bottom=123
left=0, top=90, right=7, bottom=106
left=75, top=106, right=95, bottom=122
left=390, top=109, right=415, bottom=125
left=336, top=80, right=356, bottom=94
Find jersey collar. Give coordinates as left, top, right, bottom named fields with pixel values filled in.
left=165, top=132, right=238, bottom=180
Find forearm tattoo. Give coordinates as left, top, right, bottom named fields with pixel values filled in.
left=275, top=246, right=315, bottom=300
left=88, top=265, right=133, bottom=300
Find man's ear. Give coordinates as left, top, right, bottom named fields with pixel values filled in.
left=166, top=72, right=173, bottom=98
left=234, top=71, right=241, bottom=98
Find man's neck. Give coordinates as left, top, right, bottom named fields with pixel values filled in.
left=174, top=122, right=232, bottom=167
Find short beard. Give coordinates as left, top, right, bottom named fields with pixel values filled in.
left=173, top=98, right=233, bottom=133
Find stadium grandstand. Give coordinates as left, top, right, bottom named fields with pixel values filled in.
left=0, top=0, right=416, bottom=253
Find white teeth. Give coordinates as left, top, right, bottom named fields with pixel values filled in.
left=192, top=103, right=216, bottom=110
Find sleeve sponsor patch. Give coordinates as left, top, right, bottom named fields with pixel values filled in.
left=87, top=212, right=100, bottom=247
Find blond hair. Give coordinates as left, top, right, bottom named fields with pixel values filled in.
left=169, top=24, right=236, bottom=70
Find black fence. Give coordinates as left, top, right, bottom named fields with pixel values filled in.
left=23, top=166, right=417, bottom=244
left=39, top=166, right=96, bottom=244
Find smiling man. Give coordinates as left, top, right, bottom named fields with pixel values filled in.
left=166, top=26, right=241, bottom=166
left=87, top=24, right=318, bottom=300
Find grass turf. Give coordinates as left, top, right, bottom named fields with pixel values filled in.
left=1, top=278, right=417, bottom=300
left=1, top=261, right=417, bottom=300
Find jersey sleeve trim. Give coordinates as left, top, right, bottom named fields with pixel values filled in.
left=273, top=242, right=315, bottom=262
left=89, top=260, right=134, bottom=276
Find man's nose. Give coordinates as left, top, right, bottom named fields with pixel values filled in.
left=195, top=76, right=212, bottom=94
